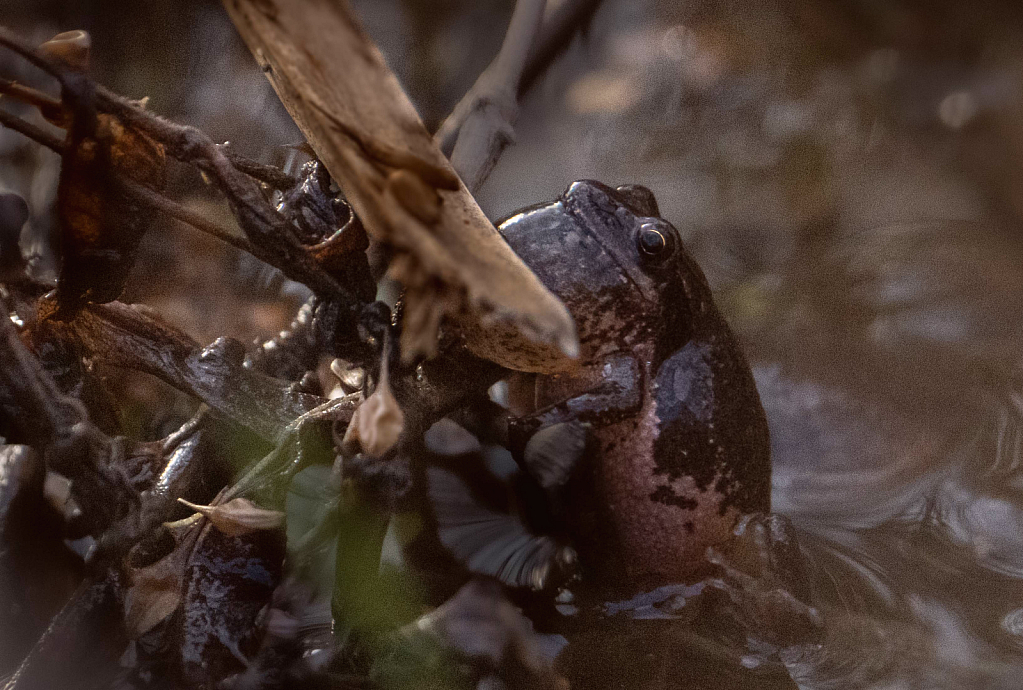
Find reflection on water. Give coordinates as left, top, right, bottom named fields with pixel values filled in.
left=751, top=212, right=1023, bottom=687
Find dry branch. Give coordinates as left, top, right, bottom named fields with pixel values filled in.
left=435, top=0, right=604, bottom=192
left=114, top=177, right=256, bottom=255
left=40, top=300, right=327, bottom=441
left=435, top=0, right=547, bottom=192
left=221, top=0, right=578, bottom=370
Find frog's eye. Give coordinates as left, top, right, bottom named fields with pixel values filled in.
left=636, top=221, right=675, bottom=262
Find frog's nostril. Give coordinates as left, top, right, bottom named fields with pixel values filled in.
left=565, top=180, right=618, bottom=214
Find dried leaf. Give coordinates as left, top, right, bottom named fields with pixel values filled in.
left=341, top=365, right=404, bottom=458
left=222, top=0, right=578, bottom=371
left=125, top=558, right=184, bottom=638
left=177, top=497, right=286, bottom=537
left=54, top=111, right=166, bottom=313
left=329, top=358, right=365, bottom=392
left=388, top=254, right=462, bottom=360
left=123, top=516, right=202, bottom=638
left=31, top=30, right=167, bottom=314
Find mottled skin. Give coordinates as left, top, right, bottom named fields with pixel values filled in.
left=499, top=181, right=770, bottom=592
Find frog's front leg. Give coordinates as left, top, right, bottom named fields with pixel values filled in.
left=508, top=352, right=642, bottom=468
left=506, top=352, right=642, bottom=496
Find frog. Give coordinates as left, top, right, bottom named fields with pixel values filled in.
left=415, top=181, right=811, bottom=688
left=496, top=180, right=772, bottom=594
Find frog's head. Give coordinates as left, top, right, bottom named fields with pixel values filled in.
left=499, top=180, right=711, bottom=365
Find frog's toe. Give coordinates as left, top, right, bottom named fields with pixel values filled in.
left=706, top=546, right=760, bottom=590
left=703, top=513, right=823, bottom=648
left=732, top=513, right=810, bottom=599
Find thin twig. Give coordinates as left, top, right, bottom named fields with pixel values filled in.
left=0, top=25, right=68, bottom=84
left=115, top=177, right=257, bottom=255
left=0, top=106, right=65, bottom=151
left=0, top=77, right=63, bottom=116
left=0, top=108, right=278, bottom=264
left=434, top=0, right=604, bottom=192
left=0, top=106, right=275, bottom=263
left=0, top=88, right=283, bottom=262
left=223, top=149, right=298, bottom=189
left=1, top=24, right=358, bottom=311
left=519, top=0, right=604, bottom=96
left=94, top=85, right=359, bottom=307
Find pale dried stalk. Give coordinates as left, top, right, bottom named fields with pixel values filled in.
left=221, top=0, right=577, bottom=371
left=341, top=351, right=404, bottom=458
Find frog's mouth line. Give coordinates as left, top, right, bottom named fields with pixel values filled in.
left=561, top=194, right=659, bottom=306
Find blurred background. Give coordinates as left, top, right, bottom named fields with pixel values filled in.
left=5, top=0, right=1023, bottom=687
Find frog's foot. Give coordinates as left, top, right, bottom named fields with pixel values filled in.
left=704, top=513, right=823, bottom=649
left=423, top=419, right=577, bottom=592
left=521, top=420, right=590, bottom=493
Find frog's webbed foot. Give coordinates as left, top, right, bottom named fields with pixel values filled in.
left=426, top=452, right=577, bottom=592
left=704, top=513, right=823, bottom=649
